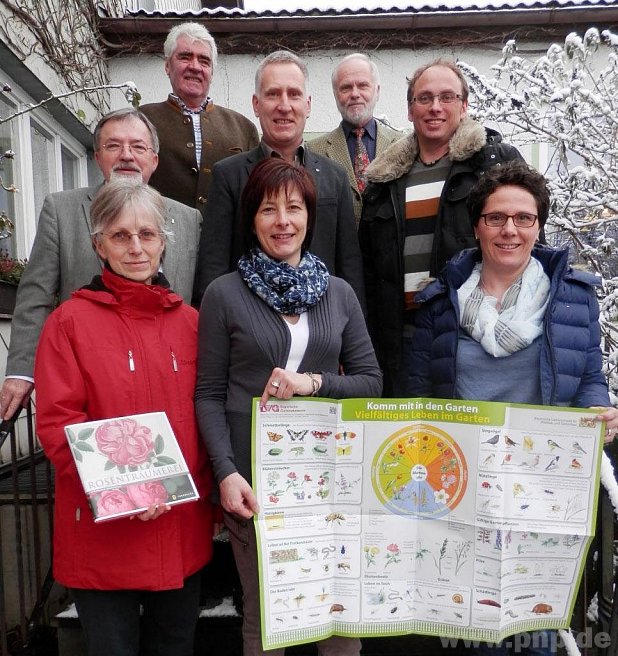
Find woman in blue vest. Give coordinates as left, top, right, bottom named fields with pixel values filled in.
left=409, top=160, right=617, bottom=655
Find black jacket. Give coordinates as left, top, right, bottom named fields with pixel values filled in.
left=359, top=118, right=523, bottom=374
left=194, top=144, right=364, bottom=307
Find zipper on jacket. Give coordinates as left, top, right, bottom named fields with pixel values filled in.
left=128, top=350, right=135, bottom=372
left=171, top=349, right=178, bottom=372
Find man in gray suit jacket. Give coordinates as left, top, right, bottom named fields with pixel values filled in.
left=194, top=51, right=364, bottom=305
left=309, top=53, right=401, bottom=225
left=0, top=108, right=201, bottom=419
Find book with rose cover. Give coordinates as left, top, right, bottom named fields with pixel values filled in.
left=64, top=411, right=199, bottom=522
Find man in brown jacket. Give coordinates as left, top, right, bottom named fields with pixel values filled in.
left=141, top=22, right=259, bottom=217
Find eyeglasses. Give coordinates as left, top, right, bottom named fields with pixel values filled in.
left=480, top=212, right=538, bottom=228
left=101, top=229, right=163, bottom=245
left=100, top=142, right=154, bottom=156
left=410, top=92, right=463, bottom=106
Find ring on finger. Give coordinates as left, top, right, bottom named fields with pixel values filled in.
left=271, top=380, right=281, bottom=389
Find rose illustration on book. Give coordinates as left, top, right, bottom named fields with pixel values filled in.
left=95, top=418, right=154, bottom=466
left=126, top=481, right=169, bottom=507
left=94, top=489, right=136, bottom=517
left=65, top=412, right=198, bottom=522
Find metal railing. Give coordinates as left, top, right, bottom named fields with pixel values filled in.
left=0, top=402, right=54, bottom=656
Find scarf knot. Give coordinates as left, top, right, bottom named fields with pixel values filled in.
left=238, top=249, right=329, bottom=315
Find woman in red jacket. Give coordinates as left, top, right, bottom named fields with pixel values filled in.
left=34, top=179, right=213, bottom=656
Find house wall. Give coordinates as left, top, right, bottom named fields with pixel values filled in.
left=108, top=44, right=551, bottom=137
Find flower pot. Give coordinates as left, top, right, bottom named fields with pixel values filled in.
left=0, top=280, right=18, bottom=316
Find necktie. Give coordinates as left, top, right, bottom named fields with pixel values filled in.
left=353, top=127, right=370, bottom=193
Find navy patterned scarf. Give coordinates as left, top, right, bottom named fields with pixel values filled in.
left=237, top=248, right=329, bottom=315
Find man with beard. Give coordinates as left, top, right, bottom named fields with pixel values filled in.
left=309, top=53, right=401, bottom=225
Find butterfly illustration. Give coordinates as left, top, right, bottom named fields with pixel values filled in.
left=336, top=445, right=352, bottom=456
left=287, top=429, right=308, bottom=442
left=312, top=430, right=332, bottom=440
left=267, top=431, right=283, bottom=442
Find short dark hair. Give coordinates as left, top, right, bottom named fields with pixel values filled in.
left=466, top=160, right=550, bottom=228
left=241, top=158, right=317, bottom=255
left=406, top=59, right=469, bottom=104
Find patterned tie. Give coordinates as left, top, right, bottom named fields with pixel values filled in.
left=353, top=127, right=370, bottom=193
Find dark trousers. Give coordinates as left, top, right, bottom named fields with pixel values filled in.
left=71, top=570, right=202, bottom=656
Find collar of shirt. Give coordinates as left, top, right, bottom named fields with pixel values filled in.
left=342, top=118, right=377, bottom=163
left=341, top=118, right=377, bottom=142
left=260, top=140, right=307, bottom=167
left=168, top=93, right=212, bottom=115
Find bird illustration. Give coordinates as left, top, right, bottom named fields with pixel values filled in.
left=547, top=439, right=563, bottom=451
left=572, top=441, right=587, bottom=455
left=523, top=435, right=535, bottom=452
left=544, top=455, right=560, bottom=472
left=569, top=458, right=583, bottom=471
left=483, top=433, right=500, bottom=445
left=504, top=435, right=518, bottom=447
left=501, top=454, right=512, bottom=465
left=520, top=455, right=540, bottom=469
left=482, top=453, right=495, bottom=466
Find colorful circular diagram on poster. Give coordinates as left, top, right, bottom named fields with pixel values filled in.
left=372, top=424, right=468, bottom=518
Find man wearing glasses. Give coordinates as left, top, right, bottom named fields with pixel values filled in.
left=359, top=59, right=523, bottom=396
left=0, top=108, right=201, bottom=421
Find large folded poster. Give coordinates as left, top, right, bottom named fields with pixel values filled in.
left=65, top=411, right=199, bottom=522
left=251, top=397, right=604, bottom=650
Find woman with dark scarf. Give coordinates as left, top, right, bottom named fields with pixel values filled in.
left=195, top=157, right=382, bottom=656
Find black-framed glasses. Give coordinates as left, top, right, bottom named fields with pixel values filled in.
left=100, top=142, right=154, bottom=156
left=411, top=92, right=463, bottom=106
left=480, top=212, right=538, bottom=228
left=101, top=229, right=163, bottom=246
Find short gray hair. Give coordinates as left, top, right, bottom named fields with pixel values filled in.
left=164, top=22, right=218, bottom=69
left=93, top=108, right=160, bottom=154
left=254, top=51, right=309, bottom=94
left=90, top=179, right=171, bottom=242
left=331, top=53, right=379, bottom=92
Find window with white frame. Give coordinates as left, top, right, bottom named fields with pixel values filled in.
left=0, top=94, right=17, bottom=257
left=0, top=68, right=90, bottom=259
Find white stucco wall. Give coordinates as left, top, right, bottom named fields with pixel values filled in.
left=108, top=45, right=529, bottom=136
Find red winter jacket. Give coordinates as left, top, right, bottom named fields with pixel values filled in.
left=35, top=268, right=213, bottom=591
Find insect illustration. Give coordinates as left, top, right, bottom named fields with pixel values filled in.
left=325, top=512, right=346, bottom=526
left=287, top=429, right=308, bottom=442
left=312, top=430, right=332, bottom=440
left=267, top=431, right=283, bottom=442
left=337, top=562, right=351, bottom=571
